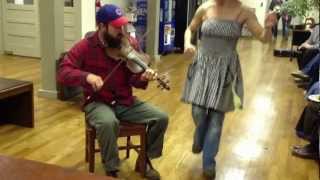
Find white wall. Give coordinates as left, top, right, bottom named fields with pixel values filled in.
left=101, top=0, right=129, bottom=9
left=81, top=0, right=96, bottom=37
left=241, top=0, right=269, bottom=27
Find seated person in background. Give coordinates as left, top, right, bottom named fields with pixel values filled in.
left=292, top=53, right=320, bottom=89
left=306, top=81, right=320, bottom=97
left=292, top=81, right=320, bottom=160
left=58, top=4, right=168, bottom=179
left=305, top=17, right=316, bottom=31
left=296, top=24, right=319, bottom=69
left=298, top=24, right=319, bottom=50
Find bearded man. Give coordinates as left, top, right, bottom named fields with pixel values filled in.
left=57, top=4, right=168, bottom=180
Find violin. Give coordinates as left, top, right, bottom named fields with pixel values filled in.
left=105, top=37, right=170, bottom=91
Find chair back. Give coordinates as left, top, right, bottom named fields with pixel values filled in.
left=292, top=30, right=311, bottom=46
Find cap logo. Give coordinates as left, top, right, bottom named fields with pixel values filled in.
left=115, top=8, right=122, bottom=16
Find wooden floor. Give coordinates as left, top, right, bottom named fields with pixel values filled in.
left=0, top=37, right=318, bottom=180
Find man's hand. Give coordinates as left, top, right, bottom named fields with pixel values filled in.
left=298, top=43, right=313, bottom=50
left=86, top=73, right=104, bottom=91
left=140, top=68, right=157, bottom=81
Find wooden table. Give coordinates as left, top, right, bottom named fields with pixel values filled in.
left=0, top=77, right=34, bottom=127
left=0, top=155, right=114, bottom=180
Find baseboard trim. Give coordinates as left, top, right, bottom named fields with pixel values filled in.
left=38, top=89, right=58, bottom=99
left=153, top=54, right=161, bottom=62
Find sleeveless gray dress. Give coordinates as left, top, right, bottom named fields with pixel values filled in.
left=181, top=19, right=244, bottom=112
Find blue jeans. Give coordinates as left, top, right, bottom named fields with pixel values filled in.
left=301, top=53, right=320, bottom=89
left=302, top=53, right=320, bottom=76
left=192, top=104, right=225, bottom=171
left=306, top=81, right=320, bottom=97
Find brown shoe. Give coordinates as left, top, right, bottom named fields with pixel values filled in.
left=291, top=71, right=310, bottom=80
left=192, top=142, right=202, bottom=154
left=145, top=167, right=160, bottom=180
left=296, top=81, right=309, bottom=89
left=203, top=168, right=216, bottom=180
left=145, top=158, right=160, bottom=180
left=105, top=170, right=118, bottom=177
left=292, top=144, right=311, bottom=149
left=293, top=77, right=309, bottom=84
left=291, top=145, right=318, bottom=160
left=135, top=156, right=160, bottom=180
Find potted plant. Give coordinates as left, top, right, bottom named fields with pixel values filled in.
left=281, top=0, right=319, bottom=19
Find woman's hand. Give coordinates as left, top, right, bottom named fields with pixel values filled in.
left=264, top=11, right=278, bottom=28
left=184, top=43, right=196, bottom=56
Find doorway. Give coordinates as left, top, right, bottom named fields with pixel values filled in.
left=1, top=0, right=82, bottom=57
left=63, top=0, right=81, bottom=51
left=2, top=0, right=40, bottom=57
left=174, top=0, right=203, bottom=51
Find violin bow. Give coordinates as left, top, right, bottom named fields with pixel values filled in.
left=86, top=59, right=124, bottom=101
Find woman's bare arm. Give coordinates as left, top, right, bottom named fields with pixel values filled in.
left=243, top=8, right=276, bottom=43
left=184, top=2, right=213, bottom=53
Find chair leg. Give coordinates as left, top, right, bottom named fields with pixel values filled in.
left=290, top=45, right=294, bottom=61
left=85, top=129, right=88, bottom=162
left=137, top=131, right=147, bottom=176
left=126, top=136, right=131, bottom=158
left=88, top=130, right=95, bottom=173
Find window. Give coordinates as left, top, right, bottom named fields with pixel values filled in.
left=7, top=0, right=34, bottom=5
left=64, top=0, right=74, bottom=7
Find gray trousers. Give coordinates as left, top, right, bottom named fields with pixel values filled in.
left=84, top=99, right=169, bottom=171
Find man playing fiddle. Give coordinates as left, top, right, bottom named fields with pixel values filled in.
left=57, top=4, right=168, bottom=180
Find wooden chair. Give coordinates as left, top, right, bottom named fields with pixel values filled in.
left=85, top=119, right=147, bottom=176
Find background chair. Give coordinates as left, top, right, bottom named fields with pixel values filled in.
left=56, top=52, right=83, bottom=101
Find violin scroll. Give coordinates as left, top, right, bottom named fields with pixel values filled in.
left=156, top=74, right=170, bottom=91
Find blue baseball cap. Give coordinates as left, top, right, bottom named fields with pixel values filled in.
left=96, top=4, right=128, bottom=28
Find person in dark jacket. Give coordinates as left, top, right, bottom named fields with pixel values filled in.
left=292, top=83, right=320, bottom=160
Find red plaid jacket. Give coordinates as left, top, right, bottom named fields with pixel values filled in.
left=57, top=32, right=148, bottom=106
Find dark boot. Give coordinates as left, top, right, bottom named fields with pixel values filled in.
left=105, top=170, right=118, bottom=178
left=292, top=143, right=319, bottom=160
left=203, top=167, right=216, bottom=180
left=135, top=156, right=160, bottom=180
left=145, top=158, right=160, bottom=180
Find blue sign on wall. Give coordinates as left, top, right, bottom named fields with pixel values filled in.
left=159, top=0, right=175, bottom=54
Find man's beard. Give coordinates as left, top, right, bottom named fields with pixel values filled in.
left=104, top=33, right=123, bottom=49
